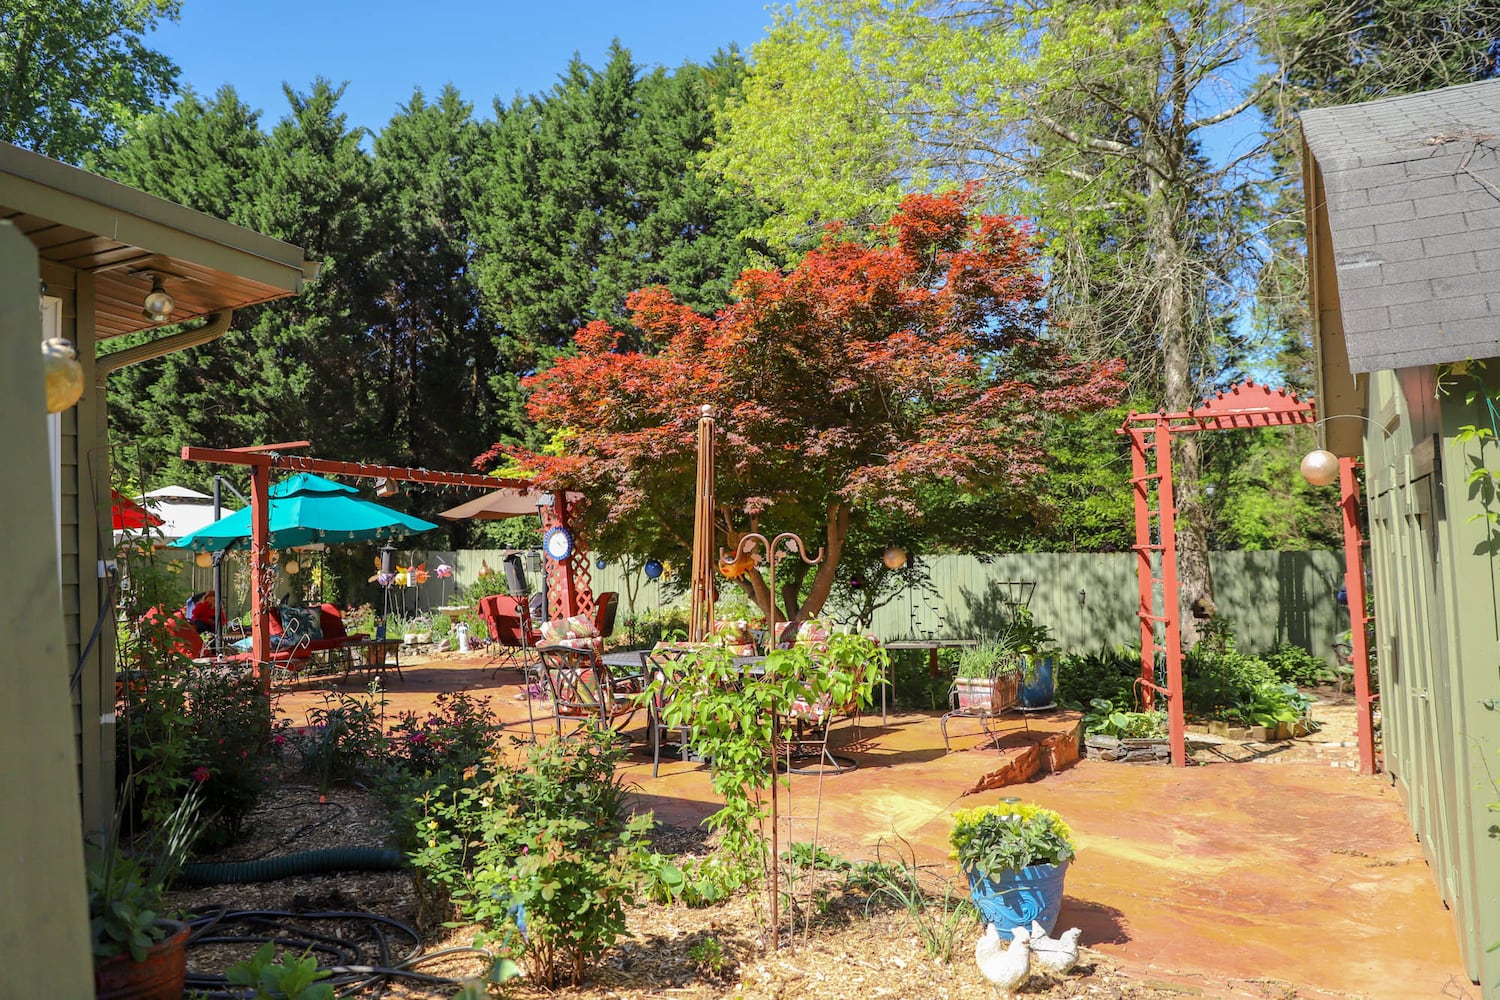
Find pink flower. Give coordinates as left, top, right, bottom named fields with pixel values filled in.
left=273, top=734, right=287, bottom=746
left=191, top=766, right=211, bottom=783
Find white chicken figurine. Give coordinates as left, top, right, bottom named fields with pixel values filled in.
left=974, top=923, right=1031, bottom=997
left=1028, top=920, right=1083, bottom=975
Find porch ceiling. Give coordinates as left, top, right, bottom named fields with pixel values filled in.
left=0, top=141, right=317, bottom=340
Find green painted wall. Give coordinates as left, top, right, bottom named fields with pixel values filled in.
left=0, top=223, right=94, bottom=995
left=1364, top=365, right=1500, bottom=991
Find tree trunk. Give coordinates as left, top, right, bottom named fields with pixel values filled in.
left=1147, top=169, right=1214, bottom=649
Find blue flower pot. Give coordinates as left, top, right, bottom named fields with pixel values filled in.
left=965, top=860, right=1069, bottom=937
left=1017, top=655, right=1055, bottom=710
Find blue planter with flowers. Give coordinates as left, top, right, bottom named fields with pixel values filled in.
left=964, top=860, right=1069, bottom=936
left=951, top=800, right=1075, bottom=937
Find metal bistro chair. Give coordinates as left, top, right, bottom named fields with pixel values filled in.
left=536, top=644, right=641, bottom=740
left=645, top=645, right=695, bottom=777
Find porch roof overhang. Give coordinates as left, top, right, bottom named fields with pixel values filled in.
left=0, top=141, right=318, bottom=340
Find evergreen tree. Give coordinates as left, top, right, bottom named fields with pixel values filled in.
left=466, top=44, right=766, bottom=445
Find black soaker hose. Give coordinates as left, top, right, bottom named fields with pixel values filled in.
left=178, top=847, right=407, bottom=885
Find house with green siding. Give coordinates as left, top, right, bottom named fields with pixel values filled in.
left=1301, top=80, right=1500, bottom=993
left=0, top=140, right=312, bottom=992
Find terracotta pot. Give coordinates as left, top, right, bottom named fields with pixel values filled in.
left=94, top=918, right=189, bottom=1000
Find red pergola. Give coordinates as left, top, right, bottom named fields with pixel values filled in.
left=181, top=442, right=594, bottom=683
left=1120, top=383, right=1376, bottom=773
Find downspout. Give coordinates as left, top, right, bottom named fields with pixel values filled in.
left=94, top=310, right=233, bottom=386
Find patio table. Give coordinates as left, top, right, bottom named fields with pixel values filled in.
left=332, top=638, right=403, bottom=682
left=883, top=637, right=977, bottom=676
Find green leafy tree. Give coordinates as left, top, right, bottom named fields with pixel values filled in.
left=0, top=0, right=181, bottom=163
left=103, top=81, right=387, bottom=489
left=1255, top=2, right=1500, bottom=392
left=709, top=0, right=1309, bottom=639
left=368, top=86, right=504, bottom=541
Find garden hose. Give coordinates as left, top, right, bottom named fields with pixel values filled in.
left=183, top=907, right=494, bottom=999
left=177, top=847, right=407, bottom=885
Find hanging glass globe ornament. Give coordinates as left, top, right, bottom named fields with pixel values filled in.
left=194, top=551, right=213, bottom=569
left=285, top=559, right=300, bottom=575
left=882, top=547, right=908, bottom=570
left=1299, top=449, right=1340, bottom=487
left=42, top=337, right=84, bottom=413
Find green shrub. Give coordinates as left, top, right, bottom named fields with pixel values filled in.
left=387, top=690, right=506, bottom=783
left=1056, top=647, right=1140, bottom=710
left=625, top=605, right=691, bottom=647
left=638, top=851, right=744, bottom=907
left=1083, top=698, right=1166, bottom=738
left=1262, top=642, right=1333, bottom=687
left=1183, top=621, right=1278, bottom=721
left=411, top=731, right=650, bottom=988
left=294, top=685, right=391, bottom=793
left=116, top=625, right=279, bottom=842
left=1239, top=681, right=1313, bottom=728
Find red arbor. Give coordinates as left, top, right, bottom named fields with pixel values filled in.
left=487, top=190, right=1125, bottom=623
left=1122, top=383, right=1375, bottom=773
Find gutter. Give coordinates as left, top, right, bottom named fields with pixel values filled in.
left=94, top=310, right=233, bottom=386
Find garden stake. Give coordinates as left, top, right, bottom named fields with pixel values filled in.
left=724, top=530, right=823, bottom=950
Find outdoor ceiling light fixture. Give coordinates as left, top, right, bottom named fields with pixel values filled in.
left=141, top=273, right=175, bottom=322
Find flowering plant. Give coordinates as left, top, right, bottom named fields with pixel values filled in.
left=950, top=801, right=1075, bottom=874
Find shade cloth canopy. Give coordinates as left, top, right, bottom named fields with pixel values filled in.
left=111, top=489, right=163, bottom=530
left=168, top=472, right=437, bottom=552
left=438, top=487, right=582, bottom=521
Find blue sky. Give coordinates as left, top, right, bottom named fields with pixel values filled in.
left=149, top=1, right=776, bottom=132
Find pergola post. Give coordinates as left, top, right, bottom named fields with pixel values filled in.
left=1340, top=456, right=1377, bottom=775
left=1155, top=419, right=1187, bottom=768
left=248, top=461, right=272, bottom=682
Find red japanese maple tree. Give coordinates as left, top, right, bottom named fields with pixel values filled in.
left=478, top=189, right=1124, bottom=624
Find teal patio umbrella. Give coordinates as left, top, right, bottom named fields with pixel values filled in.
left=169, top=472, right=437, bottom=551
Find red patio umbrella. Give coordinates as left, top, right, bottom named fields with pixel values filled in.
left=111, top=490, right=163, bottom=530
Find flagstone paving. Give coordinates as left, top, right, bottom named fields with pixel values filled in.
left=275, top=653, right=1469, bottom=998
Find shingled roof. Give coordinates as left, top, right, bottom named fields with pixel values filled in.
left=1301, top=79, right=1500, bottom=374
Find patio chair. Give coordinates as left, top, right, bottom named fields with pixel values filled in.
left=645, top=645, right=694, bottom=777
left=480, top=595, right=541, bottom=678
left=593, top=591, right=619, bottom=639
left=536, top=644, right=641, bottom=740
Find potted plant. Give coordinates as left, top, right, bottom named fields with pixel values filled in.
left=91, top=787, right=202, bottom=1000
left=998, top=607, right=1059, bottom=710
left=953, top=641, right=1020, bottom=712
left=950, top=799, right=1075, bottom=936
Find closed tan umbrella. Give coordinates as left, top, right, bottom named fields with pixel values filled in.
left=688, top=405, right=716, bottom=643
